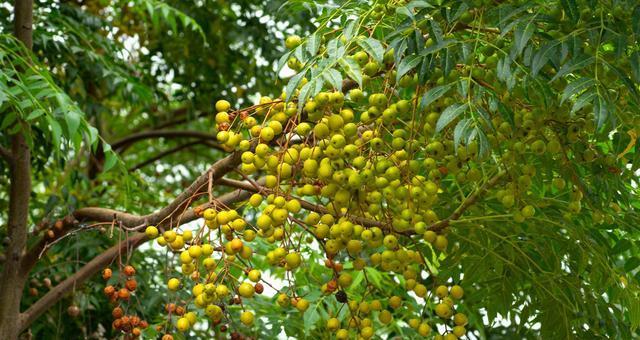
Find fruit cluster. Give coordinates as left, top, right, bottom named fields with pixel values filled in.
left=102, top=265, right=149, bottom=338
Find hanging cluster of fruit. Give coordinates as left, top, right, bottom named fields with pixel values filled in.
left=102, top=266, right=149, bottom=338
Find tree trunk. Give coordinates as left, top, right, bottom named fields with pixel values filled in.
left=0, top=1, right=33, bottom=339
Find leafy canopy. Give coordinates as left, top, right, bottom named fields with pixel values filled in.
left=2, top=0, right=640, bottom=339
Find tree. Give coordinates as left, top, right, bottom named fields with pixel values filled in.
left=1, top=0, right=640, bottom=339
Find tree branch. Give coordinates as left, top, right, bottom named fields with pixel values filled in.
left=21, top=152, right=242, bottom=273
left=19, top=183, right=253, bottom=331
left=428, top=170, right=506, bottom=232
left=111, top=130, right=222, bottom=153
left=128, top=140, right=205, bottom=171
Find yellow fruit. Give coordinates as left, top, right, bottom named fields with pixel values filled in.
left=285, top=252, right=302, bottom=269
left=388, top=296, right=402, bottom=309
left=418, top=322, right=432, bottom=336
left=215, top=99, right=231, bottom=112
left=176, top=317, right=190, bottom=332
left=296, top=298, right=310, bottom=312
left=435, top=285, right=449, bottom=298
left=163, top=230, right=177, bottom=243
left=453, top=325, right=466, bottom=337
left=450, top=285, right=464, bottom=299
left=454, top=313, right=468, bottom=326
left=327, top=317, right=340, bottom=331
left=188, top=245, right=202, bottom=258
left=379, top=310, right=392, bottom=324
left=167, top=278, right=180, bottom=291
left=240, top=311, right=254, bottom=326
left=238, top=282, right=255, bottom=298
left=248, top=269, right=261, bottom=282
left=361, top=326, right=374, bottom=338
left=145, top=226, right=158, bottom=239
left=185, top=311, right=197, bottom=325
left=435, top=303, right=452, bottom=319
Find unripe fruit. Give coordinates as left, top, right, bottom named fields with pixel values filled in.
left=240, top=311, right=254, bottom=326
left=176, top=317, right=190, bottom=332
left=145, top=226, right=159, bottom=239
left=215, top=100, right=231, bottom=112
left=378, top=310, right=392, bottom=324
left=450, top=285, right=464, bottom=299
left=435, top=303, right=453, bottom=319
left=168, top=278, right=180, bottom=291
left=238, top=282, right=255, bottom=298
left=296, top=298, right=310, bottom=312
left=435, top=285, right=449, bottom=298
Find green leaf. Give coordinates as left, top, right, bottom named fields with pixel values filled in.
left=338, top=57, right=362, bottom=88
left=396, top=54, right=422, bottom=82
left=592, top=95, right=609, bottom=129
left=453, top=118, right=473, bottom=152
left=624, top=256, right=640, bottom=272
left=307, top=33, right=321, bottom=56
left=321, top=68, right=342, bottom=91
left=561, top=77, right=595, bottom=104
left=285, top=71, right=306, bottom=103
left=343, top=20, right=358, bottom=41
left=560, top=0, right=579, bottom=24
left=633, top=5, right=640, bottom=36
left=357, top=37, right=384, bottom=63
left=103, top=147, right=118, bottom=172
left=630, top=51, right=640, bottom=83
left=514, top=21, right=535, bottom=57
left=26, top=109, right=45, bottom=120
left=436, top=103, right=467, bottom=133
left=551, top=57, right=595, bottom=82
left=46, top=115, right=62, bottom=147
left=64, top=111, right=82, bottom=138
left=419, top=83, right=453, bottom=110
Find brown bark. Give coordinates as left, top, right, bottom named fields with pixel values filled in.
left=0, top=1, right=33, bottom=339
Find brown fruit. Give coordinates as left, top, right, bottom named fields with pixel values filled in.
left=125, top=279, right=137, bottom=291
left=255, top=283, right=264, bottom=294
left=104, top=285, right=115, bottom=296
left=102, top=268, right=112, bottom=280
left=112, top=307, right=124, bottom=318
left=54, top=220, right=64, bottom=231
left=67, top=305, right=80, bottom=317
left=175, top=306, right=185, bottom=316
left=118, top=288, right=130, bottom=300
left=123, top=265, right=136, bottom=276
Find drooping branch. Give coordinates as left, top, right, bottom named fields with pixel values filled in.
left=111, top=130, right=222, bottom=153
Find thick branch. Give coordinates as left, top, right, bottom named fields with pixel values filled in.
left=22, top=153, right=242, bottom=272
left=111, top=130, right=221, bottom=152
